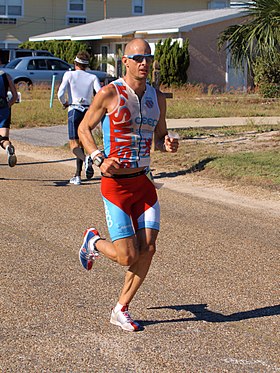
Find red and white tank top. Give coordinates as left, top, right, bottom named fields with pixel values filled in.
left=101, top=78, right=160, bottom=168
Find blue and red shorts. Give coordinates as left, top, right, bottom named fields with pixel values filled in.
left=101, top=173, right=160, bottom=242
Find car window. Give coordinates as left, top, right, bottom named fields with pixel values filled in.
left=47, top=59, right=71, bottom=71
left=5, top=59, right=21, bottom=69
left=36, top=59, right=48, bottom=70
left=15, top=51, right=32, bottom=58
left=27, top=60, right=36, bottom=70
left=36, top=52, right=53, bottom=56
left=27, top=59, right=48, bottom=70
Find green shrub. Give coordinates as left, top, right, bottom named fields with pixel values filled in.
left=154, top=38, right=189, bottom=87
left=258, top=82, right=280, bottom=98
left=19, top=40, right=99, bottom=70
left=253, top=54, right=280, bottom=98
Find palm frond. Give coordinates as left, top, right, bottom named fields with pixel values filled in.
left=218, top=0, right=280, bottom=69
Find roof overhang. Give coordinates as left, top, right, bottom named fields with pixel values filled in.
left=29, top=9, right=248, bottom=42
left=135, top=28, right=179, bottom=35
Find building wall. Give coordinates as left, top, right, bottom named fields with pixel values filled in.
left=185, top=17, right=244, bottom=89
left=0, top=0, right=220, bottom=47
left=0, top=0, right=102, bottom=46
left=88, top=16, right=245, bottom=90
left=106, top=0, right=210, bottom=18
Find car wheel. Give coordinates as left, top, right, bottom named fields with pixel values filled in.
left=15, top=80, right=32, bottom=91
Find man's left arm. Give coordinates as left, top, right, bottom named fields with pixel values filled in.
left=57, top=72, right=69, bottom=108
left=154, top=90, right=179, bottom=153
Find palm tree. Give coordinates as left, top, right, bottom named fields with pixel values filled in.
left=218, top=0, right=280, bottom=70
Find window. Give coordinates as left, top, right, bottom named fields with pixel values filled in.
left=6, top=58, right=21, bottom=68
left=46, top=59, right=71, bottom=71
left=15, top=50, right=32, bottom=58
left=0, top=0, right=22, bottom=17
left=31, top=59, right=48, bottom=70
left=0, top=17, right=16, bottom=23
left=69, top=0, right=84, bottom=12
left=208, top=1, right=229, bottom=9
left=132, top=0, right=144, bottom=15
left=67, top=17, right=86, bottom=25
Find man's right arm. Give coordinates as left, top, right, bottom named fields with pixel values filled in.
left=78, top=84, right=121, bottom=173
left=78, top=84, right=114, bottom=154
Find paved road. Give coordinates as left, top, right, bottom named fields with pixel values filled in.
left=10, top=116, right=280, bottom=147
left=0, top=148, right=279, bottom=372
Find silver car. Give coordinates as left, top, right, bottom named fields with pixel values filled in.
left=1, top=56, right=113, bottom=89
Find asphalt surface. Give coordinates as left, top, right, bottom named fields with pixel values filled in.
left=1, top=127, right=280, bottom=372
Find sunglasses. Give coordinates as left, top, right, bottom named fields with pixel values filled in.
left=124, top=54, right=154, bottom=63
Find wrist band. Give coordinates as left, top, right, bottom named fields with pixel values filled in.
left=91, top=149, right=102, bottom=159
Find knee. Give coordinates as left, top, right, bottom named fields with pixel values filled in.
left=0, top=135, right=9, bottom=149
left=140, top=243, right=156, bottom=259
left=118, top=251, right=139, bottom=266
left=146, top=244, right=156, bottom=257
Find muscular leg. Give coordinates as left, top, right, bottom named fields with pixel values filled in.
left=95, top=235, right=138, bottom=264
left=69, top=139, right=85, bottom=176
left=0, top=128, right=11, bottom=149
left=0, top=127, right=17, bottom=167
left=119, top=228, right=157, bottom=305
left=95, top=228, right=157, bottom=305
left=70, top=139, right=85, bottom=160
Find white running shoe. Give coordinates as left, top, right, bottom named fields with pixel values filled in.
left=79, top=228, right=100, bottom=270
left=69, top=176, right=81, bottom=185
left=110, top=305, right=141, bottom=332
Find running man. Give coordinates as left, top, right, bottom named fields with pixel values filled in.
left=0, top=70, right=18, bottom=167
left=58, top=51, right=101, bottom=185
left=78, top=39, right=179, bottom=331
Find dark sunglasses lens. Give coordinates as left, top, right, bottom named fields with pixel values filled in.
left=133, top=55, right=145, bottom=63
left=133, top=55, right=153, bottom=63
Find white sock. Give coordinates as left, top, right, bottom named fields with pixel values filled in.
left=114, top=302, right=125, bottom=313
left=89, top=236, right=100, bottom=252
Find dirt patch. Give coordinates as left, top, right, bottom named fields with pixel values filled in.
left=151, top=130, right=280, bottom=214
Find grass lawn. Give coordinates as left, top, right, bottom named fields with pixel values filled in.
left=11, top=84, right=280, bottom=128
left=11, top=85, right=280, bottom=192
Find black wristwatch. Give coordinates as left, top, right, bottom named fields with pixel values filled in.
left=93, top=155, right=104, bottom=167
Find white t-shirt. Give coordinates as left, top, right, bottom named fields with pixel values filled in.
left=57, top=69, right=101, bottom=111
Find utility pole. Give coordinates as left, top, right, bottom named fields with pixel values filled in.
left=104, top=0, right=107, bottom=19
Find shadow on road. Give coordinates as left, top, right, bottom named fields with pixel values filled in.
left=1, top=157, right=216, bottom=182
left=153, top=157, right=217, bottom=179
left=0, top=158, right=75, bottom=166
left=142, top=304, right=280, bottom=325
left=0, top=177, right=101, bottom=186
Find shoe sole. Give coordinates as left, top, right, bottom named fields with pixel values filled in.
left=110, top=316, right=140, bottom=332
left=8, top=154, right=17, bottom=167
left=85, top=167, right=94, bottom=180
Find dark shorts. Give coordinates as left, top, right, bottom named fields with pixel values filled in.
left=68, top=108, right=87, bottom=140
left=0, top=108, right=11, bottom=128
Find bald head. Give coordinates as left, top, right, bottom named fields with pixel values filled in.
left=124, top=39, right=151, bottom=56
